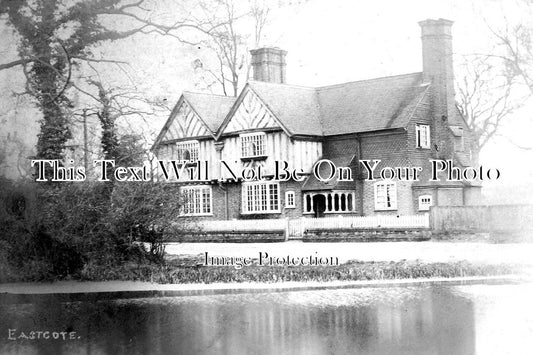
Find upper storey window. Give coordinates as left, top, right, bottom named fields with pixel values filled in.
left=240, top=132, right=266, bottom=158
left=176, top=140, right=199, bottom=162
left=415, top=124, right=431, bottom=149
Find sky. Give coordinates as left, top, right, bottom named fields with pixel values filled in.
left=1, top=0, right=532, bottom=201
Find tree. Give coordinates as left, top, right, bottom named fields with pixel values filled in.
left=192, top=0, right=275, bottom=96
left=74, top=71, right=169, bottom=182
left=0, top=0, right=224, bottom=162
left=456, top=0, right=533, bottom=152
left=489, top=1, right=533, bottom=95
left=456, top=55, right=526, bottom=151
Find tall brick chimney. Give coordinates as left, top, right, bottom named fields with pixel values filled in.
left=419, top=18, right=455, bottom=119
left=250, top=48, right=287, bottom=84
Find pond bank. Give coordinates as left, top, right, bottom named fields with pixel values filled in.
left=1, top=275, right=530, bottom=301
left=1, top=256, right=531, bottom=301
left=165, top=241, right=533, bottom=265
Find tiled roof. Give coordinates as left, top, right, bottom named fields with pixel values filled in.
left=176, top=72, right=430, bottom=137
left=246, top=73, right=428, bottom=136
left=316, top=73, right=428, bottom=135
left=183, top=92, right=236, bottom=133
left=247, top=81, right=323, bottom=136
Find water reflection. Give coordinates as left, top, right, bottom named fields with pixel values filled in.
left=1, top=284, right=527, bottom=355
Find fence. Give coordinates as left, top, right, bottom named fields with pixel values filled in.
left=194, top=219, right=285, bottom=233
left=431, top=204, right=533, bottom=232
left=191, top=214, right=430, bottom=239
left=288, top=214, right=429, bottom=238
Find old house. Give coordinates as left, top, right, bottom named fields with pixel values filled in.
left=152, top=19, right=480, bottom=220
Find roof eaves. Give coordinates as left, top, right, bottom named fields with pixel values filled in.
left=150, top=95, right=185, bottom=151
left=214, top=84, right=251, bottom=140
left=181, top=94, right=217, bottom=138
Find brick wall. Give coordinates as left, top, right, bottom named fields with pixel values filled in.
left=356, top=130, right=419, bottom=215
left=360, top=179, right=416, bottom=216
left=210, top=180, right=306, bottom=220
left=359, top=130, right=409, bottom=180
left=303, top=229, right=431, bottom=242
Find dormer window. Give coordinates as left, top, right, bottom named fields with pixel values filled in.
left=240, top=132, right=266, bottom=158
left=415, top=124, right=431, bottom=149
left=176, top=140, right=199, bottom=162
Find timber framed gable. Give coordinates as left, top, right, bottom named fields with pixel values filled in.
left=152, top=96, right=215, bottom=150
left=216, top=85, right=291, bottom=138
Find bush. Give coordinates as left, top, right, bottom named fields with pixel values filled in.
left=109, top=182, right=182, bottom=262
left=0, top=178, right=182, bottom=282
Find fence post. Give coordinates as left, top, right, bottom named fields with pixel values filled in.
left=429, top=207, right=436, bottom=231
left=285, top=217, right=290, bottom=241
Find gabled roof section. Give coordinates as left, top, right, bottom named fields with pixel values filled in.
left=183, top=92, right=236, bottom=132
left=228, top=73, right=428, bottom=137
left=246, top=81, right=323, bottom=136
left=218, top=86, right=284, bottom=136
left=152, top=93, right=236, bottom=150
left=317, top=72, right=427, bottom=135
left=154, top=72, right=432, bottom=147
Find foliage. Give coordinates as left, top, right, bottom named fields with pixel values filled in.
left=0, top=0, right=223, bottom=161
left=115, top=134, right=146, bottom=168
left=0, top=178, right=86, bottom=281
left=110, top=182, right=182, bottom=261
left=79, top=258, right=521, bottom=284
left=0, top=177, right=182, bottom=282
left=0, top=0, right=135, bottom=160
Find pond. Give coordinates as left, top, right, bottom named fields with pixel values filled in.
left=1, top=282, right=533, bottom=354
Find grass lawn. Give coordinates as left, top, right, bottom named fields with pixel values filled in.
left=77, top=256, right=524, bottom=284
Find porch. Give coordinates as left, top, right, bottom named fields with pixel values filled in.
left=302, top=191, right=358, bottom=217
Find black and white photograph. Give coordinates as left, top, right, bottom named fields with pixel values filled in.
left=1, top=0, right=533, bottom=354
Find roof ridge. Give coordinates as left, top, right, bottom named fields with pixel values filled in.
left=248, top=80, right=316, bottom=91
left=317, top=72, right=423, bottom=90
left=248, top=72, right=422, bottom=92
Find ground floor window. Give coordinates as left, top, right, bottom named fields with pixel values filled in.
left=418, top=195, right=433, bottom=211
left=374, top=181, right=397, bottom=210
left=285, top=191, right=296, bottom=208
left=242, top=182, right=279, bottom=213
left=181, top=185, right=212, bottom=215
